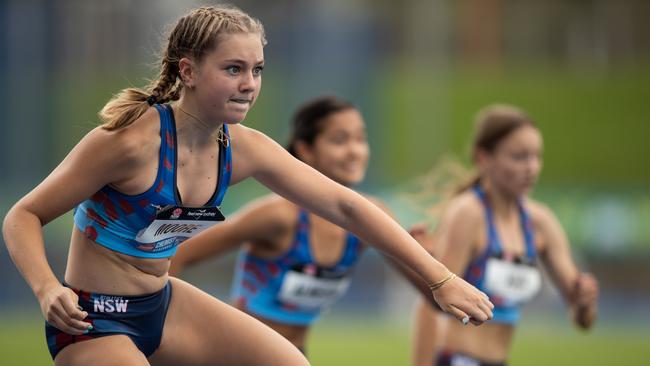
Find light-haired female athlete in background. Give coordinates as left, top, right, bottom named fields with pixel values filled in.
left=2, top=5, right=493, bottom=366
left=411, top=105, right=598, bottom=366
left=171, top=96, right=442, bottom=353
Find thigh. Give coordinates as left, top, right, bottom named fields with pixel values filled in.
left=55, top=335, right=150, bottom=366
left=149, top=277, right=308, bottom=366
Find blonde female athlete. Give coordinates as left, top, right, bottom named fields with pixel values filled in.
left=170, top=95, right=439, bottom=352
left=2, top=5, right=492, bottom=366
left=411, top=105, right=598, bottom=366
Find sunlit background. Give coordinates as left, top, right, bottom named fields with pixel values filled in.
left=1, top=0, right=649, bottom=365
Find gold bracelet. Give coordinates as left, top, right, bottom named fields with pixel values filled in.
left=428, top=272, right=457, bottom=291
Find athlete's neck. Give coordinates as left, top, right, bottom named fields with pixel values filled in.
left=174, top=98, right=224, bottom=148
left=479, top=180, right=520, bottom=219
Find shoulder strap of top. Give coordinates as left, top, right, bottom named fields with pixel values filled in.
left=154, top=104, right=175, bottom=185
left=214, top=124, right=232, bottom=206
left=472, top=184, right=502, bottom=255
left=339, top=232, right=362, bottom=265
left=518, top=201, right=537, bottom=258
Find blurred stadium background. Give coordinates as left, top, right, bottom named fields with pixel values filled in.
left=1, top=0, right=649, bottom=364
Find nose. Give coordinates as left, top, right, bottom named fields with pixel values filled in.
left=527, top=155, right=541, bottom=175
left=239, top=71, right=256, bottom=93
left=348, top=140, right=369, bottom=161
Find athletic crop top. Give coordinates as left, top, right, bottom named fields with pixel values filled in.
left=463, top=185, right=542, bottom=324
left=73, top=104, right=231, bottom=259
left=231, top=209, right=363, bottom=326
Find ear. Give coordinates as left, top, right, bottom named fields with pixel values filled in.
left=178, top=57, right=197, bottom=88
left=294, top=141, right=316, bottom=165
left=475, top=149, right=490, bottom=173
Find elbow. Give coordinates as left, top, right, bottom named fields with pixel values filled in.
left=336, top=197, right=363, bottom=227
left=3, top=203, right=42, bottom=248
left=2, top=204, right=20, bottom=250
left=339, top=199, right=357, bottom=219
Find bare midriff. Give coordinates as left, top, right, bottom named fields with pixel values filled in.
left=64, top=226, right=170, bottom=296
left=442, top=318, right=515, bottom=363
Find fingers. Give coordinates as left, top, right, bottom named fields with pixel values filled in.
left=432, top=275, right=495, bottom=326
left=45, top=289, right=92, bottom=334
left=576, top=273, right=599, bottom=305
left=409, top=223, right=427, bottom=234
left=408, top=223, right=429, bottom=240
left=446, top=304, right=471, bottom=325
left=60, top=292, right=89, bottom=321
left=46, top=308, right=89, bottom=335
left=477, top=299, right=494, bottom=321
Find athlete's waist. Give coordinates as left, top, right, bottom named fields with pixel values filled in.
left=66, top=228, right=171, bottom=295
left=444, top=320, right=514, bottom=362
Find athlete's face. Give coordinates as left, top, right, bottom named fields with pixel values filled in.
left=299, top=109, right=369, bottom=186
left=481, top=126, right=543, bottom=197
left=191, top=32, right=264, bottom=124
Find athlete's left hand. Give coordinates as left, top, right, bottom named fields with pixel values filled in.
left=433, top=275, right=494, bottom=326
left=571, top=272, right=598, bottom=330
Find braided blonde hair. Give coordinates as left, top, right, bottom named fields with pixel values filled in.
left=100, top=5, right=266, bottom=131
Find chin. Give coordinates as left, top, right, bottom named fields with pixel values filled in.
left=225, top=113, right=247, bottom=124
left=343, top=175, right=365, bottom=186
left=518, top=185, right=535, bottom=196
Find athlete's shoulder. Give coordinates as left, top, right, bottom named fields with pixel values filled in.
left=444, top=190, right=483, bottom=224
left=226, top=123, right=263, bottom=146
left=89, top=107, right=161, bottom=165
left=524, top=198, right=559, bottom=231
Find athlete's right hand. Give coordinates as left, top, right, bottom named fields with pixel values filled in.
left=38, top=284, right=92, bottom=335
left=432, top=275, right=494, bottom=326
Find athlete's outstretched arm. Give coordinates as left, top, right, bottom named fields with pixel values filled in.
left=169, top=195, right=292, bottom=276
left=230, top=125, right=494, bottom=324
left=2, top=124, right=148, bottom=335
left=530, top=201, right=599, bottom=329
left=366, top=198, right=440, bottom=307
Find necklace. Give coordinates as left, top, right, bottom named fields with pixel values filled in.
left=176, top=104, right=228, bottom=146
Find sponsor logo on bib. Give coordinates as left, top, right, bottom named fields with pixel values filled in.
left=134, top=205, right=225, bottom=251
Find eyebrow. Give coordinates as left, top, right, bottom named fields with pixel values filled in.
left=222, top=58, right=265, bottom=66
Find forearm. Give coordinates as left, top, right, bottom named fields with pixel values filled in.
left=386, top=256, right=439, bottom=308
left=3, top=207, right=59, bottom=298
left=334, top=193, right=450, bottom=285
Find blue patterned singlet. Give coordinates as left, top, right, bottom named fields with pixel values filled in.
left=73, top=104, right=232, bottom=258
left=231, top=209, right=364, bottom=325
left=462, top=185, right=542, bottom=324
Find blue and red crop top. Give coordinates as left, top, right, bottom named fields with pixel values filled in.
left=462, top=185, right=542, bottom=324
left=231, top=209, right=364, bottom=326
left=73, top=104, right=231, bottom=259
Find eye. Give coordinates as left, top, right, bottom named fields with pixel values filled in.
left=330, top=134, right=348, bottom=145
left=357, top=133, right=368, bottom=143
left=253, top=65, right=264, bottom=76
left=510, top=152, right=529, bottom=161
left=225, top=65, right=241, bottom=75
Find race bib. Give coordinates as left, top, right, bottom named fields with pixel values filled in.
left=450, top=354, right=481, bottom=366
left=134, top=205, right=224, bottom=252
left=278, top=266, right=351, bottom=309
left=484, top=258, right=541, bottom=304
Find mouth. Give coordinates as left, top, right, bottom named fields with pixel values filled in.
left=340, top=163, right=365, bottom=174
left=229, top=97, right=252, bottom=105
